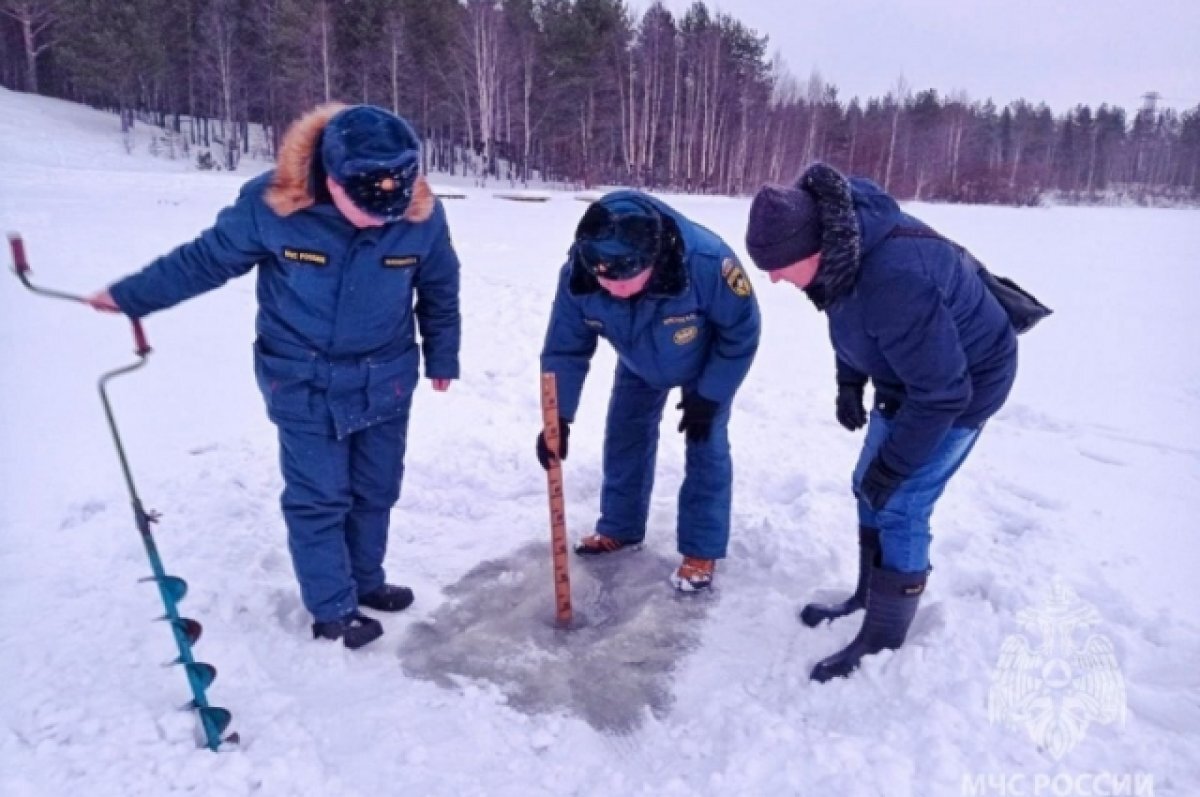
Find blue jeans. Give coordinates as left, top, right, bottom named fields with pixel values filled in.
left=596, top=363, right=733, bottom=559
left=852, top=410, right=981, bottom=573
left=277, top=402, right=412, bottom=622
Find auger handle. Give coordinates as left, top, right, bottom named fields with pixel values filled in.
left=8, top=232, right=85, bottom=303
left=131, top=319, right=151, bottom=357
left=8, top=232, right=153, bottom=356
left=9, top=232, right=29, bottom=275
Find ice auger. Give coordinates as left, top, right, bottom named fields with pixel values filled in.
left=8, top=233, right=237, bottom=751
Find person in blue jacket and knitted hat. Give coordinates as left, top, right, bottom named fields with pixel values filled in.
left=745, top=163, right=1018, bottom=681
left=86, top=104, right=462, bottom=650
left=538, top=191, right=761, bottom=592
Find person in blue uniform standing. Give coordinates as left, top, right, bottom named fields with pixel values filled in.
left=745, top=163, right=1018, bottom=680
left=86, top=104, right=462, bottom=650
left=538, top=192, right=760, bottom=592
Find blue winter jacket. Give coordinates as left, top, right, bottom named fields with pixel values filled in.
left=109, top=170, right=461, bottom=439
left=801, top=168, right=1017, bottom=477
left=541, top=191, right=761, bottom=421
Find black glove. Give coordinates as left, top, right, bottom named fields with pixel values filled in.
left=858, top=456, right=905, bottom=511
left=676, top=393, right=720, bottom=443
left=835, top=384, right=868, bottom=431
left=536, top=417, right=570, bottom=470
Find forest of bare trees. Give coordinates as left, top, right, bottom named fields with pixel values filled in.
left=3, top=0, right=1198, bottom=204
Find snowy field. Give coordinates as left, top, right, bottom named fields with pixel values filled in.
left=2, top=89, right=1198, bottom=796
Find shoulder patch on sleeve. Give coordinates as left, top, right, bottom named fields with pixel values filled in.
left=721, top=257, right=752, bottom=298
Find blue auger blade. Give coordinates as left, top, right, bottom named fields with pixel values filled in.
left=161, top=575, right=188, bottom=603
left=141, top=574, right=188, bottom=603
left=184, top=662, right=217, bottom=690
left=198, top=707, right=234, bottom=750
left=172, top=617, right=203, bottom=646
left=183, top=657, right=219, bottom=691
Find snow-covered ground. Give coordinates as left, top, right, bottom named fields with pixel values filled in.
left=1, top=88, right=1198, bottom=796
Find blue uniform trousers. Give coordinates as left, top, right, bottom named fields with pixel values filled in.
left=277, top=401, right=412, bottom=622
left=596, top=363, right=733, bottom=559
left=852, top=409, right=981, bottom=573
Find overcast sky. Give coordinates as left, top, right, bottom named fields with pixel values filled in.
left=652, top=0, right=1200, bottom=114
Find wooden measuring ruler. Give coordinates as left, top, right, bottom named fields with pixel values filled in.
left=540, top=373, right=574, bottom=625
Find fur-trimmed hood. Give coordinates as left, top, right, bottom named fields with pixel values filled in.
left=567, top=218, right=688, bottom=298
left=264, top=102, right=435, bottom=224
left=796, top=163, right=902, bottom=310
left=567, top=190, right=690, bottom=298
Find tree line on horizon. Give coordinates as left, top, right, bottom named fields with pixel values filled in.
left=3, top=0, right=1198, bottom=204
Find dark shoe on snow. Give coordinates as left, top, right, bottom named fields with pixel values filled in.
left=810, top=565, right=926, bottom=683
left=312, top=610, right=384, bottom=650
left=799, top=526, right=880, bottom=627
left=574, top=532, right=641, bottom=556
left=359, top=584, right=415, bottom=613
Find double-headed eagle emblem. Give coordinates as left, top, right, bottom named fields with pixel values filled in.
left=988, top=581, right=1126, bottom=760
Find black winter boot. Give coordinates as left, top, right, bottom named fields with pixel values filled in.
left=358, top=584, right=415, bottom=612
left=799, top=526, right=880, bottom=627
left=312, top=610, right=384, bottom=650
left=810, top=565, right=926, bottom=683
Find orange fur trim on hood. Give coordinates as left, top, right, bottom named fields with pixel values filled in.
left=265, top=102, right=434, bottom=224
left=404, top=175, right=434, bottom=224
left=265, top=102, right=347, bottom=217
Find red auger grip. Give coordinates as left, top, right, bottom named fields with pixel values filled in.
left=131, top=319, right=152, bottom=357
left=8, top=234, right=30, bottom=275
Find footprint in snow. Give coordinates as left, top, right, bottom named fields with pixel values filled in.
left=1077, top=447, right=1128, bottom=467
left=59, top=499, right=108, bottom=530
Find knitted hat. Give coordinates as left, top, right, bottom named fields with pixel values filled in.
left=745, top=184, right=823, bottom=271
left=321, top=105, right=421, bottom=221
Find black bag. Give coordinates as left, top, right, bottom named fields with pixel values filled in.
left=888, top=225, right=1052, bottom=335
left=973, top=264, right=1052, bottom=334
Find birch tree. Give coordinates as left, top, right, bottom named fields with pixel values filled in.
left=1, top=0, right=55, bottom=92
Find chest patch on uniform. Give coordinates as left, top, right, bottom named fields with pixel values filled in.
left=383, top=255, right=420, bottom=268
left=282, top=247, right=328, bottom=266
left=722, top=257, right=752, bottom=298
left=583, top=318, right=605, bottom=331
left=663, top=313, right=698, bottom=326
left=673, top=326, right=698, bottom=345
